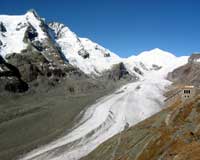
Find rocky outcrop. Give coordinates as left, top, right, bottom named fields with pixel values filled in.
left=134, top=66, right=143, bottom=75
left=151, top=64, right=162, bottom=70
left=0, top=55, right=29, bottom=93
left=168, top=54, right=200, bottom=86
left=94, top=45, right=111, bottom=57
left=23, top=24, right=38, bottom=42
left=4, top=79, right=28, bottom=93
left=6, top=53, right=43, bottom=82
left=0, top=39, right=2, bottom=46
left=48, top=22, right=66, bottom=39
left=16, top=22, right=28, bottom=31
left=104, top=52, right=110, bottom=57
left=0, top=22, right=6, bottom=32
left=102, top=62, right=137, bottom=81
left=0, top=39, right=86, bottom=95
left=78, top=48, right=90, bottom=59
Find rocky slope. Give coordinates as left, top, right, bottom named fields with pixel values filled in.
left=82, top=87, right=200, bottom=160
left=168, top=53, right=200, bottom=86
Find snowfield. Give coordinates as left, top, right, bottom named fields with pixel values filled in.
left=20, top=53, right=188, bottom=160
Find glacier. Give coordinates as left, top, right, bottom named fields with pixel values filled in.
left=20, top=52, right=188, bottom=160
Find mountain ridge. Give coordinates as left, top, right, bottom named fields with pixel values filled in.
left=0, top=10, right=188, bottom=76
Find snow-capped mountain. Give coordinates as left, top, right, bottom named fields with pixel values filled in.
left=0, top=10, right=191, bottom=160
left=48, top=22, right=121, bottom=75
left=0, top=10, right=46, bottom=57
left=0, top=10, right=188, bottom=77
left=133, top=48, right=177, bottom=67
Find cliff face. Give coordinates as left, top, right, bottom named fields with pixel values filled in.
left=82, top=92, right=200, bottom=160
left=168, top=53, right=200, bottom=87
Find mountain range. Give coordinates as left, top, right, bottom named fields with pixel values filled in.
left=0, top=10, right=199, bottom=160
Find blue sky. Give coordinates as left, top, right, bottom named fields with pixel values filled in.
left=1, top=0, right=200, bottom=57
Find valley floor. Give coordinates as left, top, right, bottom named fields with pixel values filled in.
left=0, top=81, right=116, bottom=160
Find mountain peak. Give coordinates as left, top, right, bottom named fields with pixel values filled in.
left=25, top=9, right=41, bottom=20
left=134, top=48, right=177, bottom=67
left=141, top=48, right=176, bottom=58
left=149, top=48, right=165, bottom=52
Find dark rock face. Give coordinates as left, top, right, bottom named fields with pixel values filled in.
left=103, top=62, right=137, bottom=81
left=5, top=79, right=29, bottom=93
left=0, top=40, right=3, bottom=46
left=6, top=51, right=45, bottom=82
left=134, top=66, right=143, bottom=75
left=3, top=62, right=21, bottom=79
left=94, top=45, right=111, bottom=57
left=6, top=51, right=68, bottom=82
left=0, top=55, right=29, bottom=93
left=0, top=55, right=22, bottom=80
left=167, top=54, right=200, bottom=86
left=16, top=22, right=28, bottom=31
left=23, top=24, right=38, bottom=42
left=112, top=62, right=130, bottom=80
left=0, top=55, right=5, bottom=64
left=0, top=22, right=7, bottom=32
left=151, top=64, right=162, bottom=70
left=32, top=41, right=44, bottom=51
left=25, top=21, right=68, bottom=65
left=78, top=49, right=90, bottom=59
left=104, top=52, right=110, bottom=57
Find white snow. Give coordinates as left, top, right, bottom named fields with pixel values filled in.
left=49, top=23, right=121, bottom=75
left=126, top=48, right=188, bottom=69
left=20, top=54, right=188, bottom=160
left=48, top=22, right=189, bottom=76
left=0, top=12, right=188, bottom=77
left=0, top=11, right=46, bottom=57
